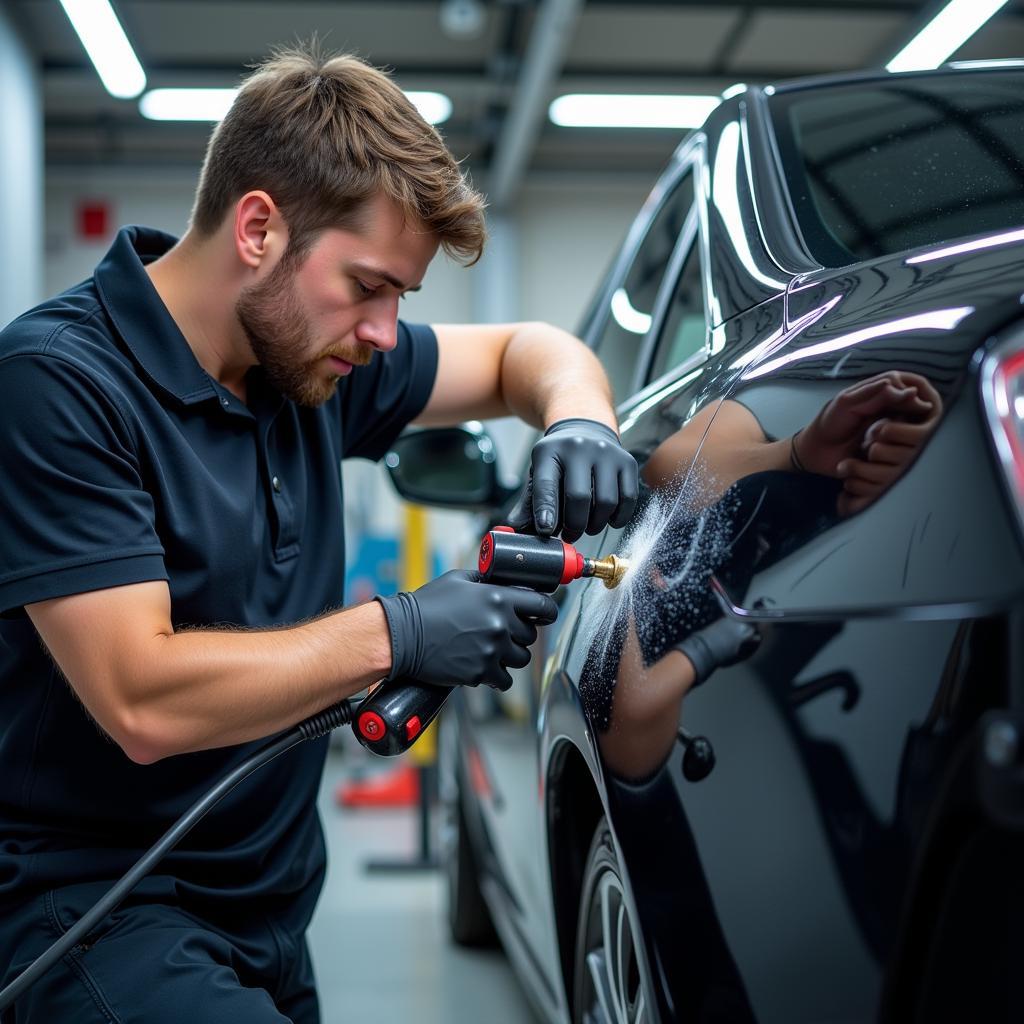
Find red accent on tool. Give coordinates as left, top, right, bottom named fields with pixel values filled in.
left=478, top=534, right=494, bottom=573
left=405, top=715, right=422, bottom=741
left=357, top=711, right=387, bottom=742
left=560, top=541, right=585, bottom=585
left=478, top=525, right=516, bottom=574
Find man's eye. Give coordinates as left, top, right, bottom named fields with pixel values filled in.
left=355, top=280, right=376, bottom=297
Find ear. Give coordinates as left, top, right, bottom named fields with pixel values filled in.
left=233, top=191, right=289, bottom=270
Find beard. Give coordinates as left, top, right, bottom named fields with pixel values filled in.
left=236, top=255, right=373, bottom=408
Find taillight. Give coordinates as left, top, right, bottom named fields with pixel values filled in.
left=982, top=339, right=1024, bottom=527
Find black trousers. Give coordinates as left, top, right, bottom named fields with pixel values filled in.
left=1, top=883, right=319, bottom=1023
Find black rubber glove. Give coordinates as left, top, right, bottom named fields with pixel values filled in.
left=508, top=418, right=639, bottom=543
left=376, top=569, right=559, bottom=692
left=674, top=616, right=760, bottom=688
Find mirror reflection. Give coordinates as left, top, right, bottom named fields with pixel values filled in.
left=579, top=369, right=944, bottom=781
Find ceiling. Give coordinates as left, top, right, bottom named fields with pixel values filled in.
left=10, top=0, right=1024, bottom=194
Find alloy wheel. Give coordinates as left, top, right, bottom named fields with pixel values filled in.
left=577, top=843, right=648, bottom=1024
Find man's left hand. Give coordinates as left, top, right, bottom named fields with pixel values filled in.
left=508, top=418, right=639, bottom=542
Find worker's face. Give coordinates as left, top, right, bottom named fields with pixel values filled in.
left=236, top=193, right=438, bottom=407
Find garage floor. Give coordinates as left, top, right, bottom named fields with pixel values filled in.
left=309, top=746, right=539, bottom=1024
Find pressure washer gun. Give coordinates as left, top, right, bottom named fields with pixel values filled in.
left=352, top=527, right=628, bottom=756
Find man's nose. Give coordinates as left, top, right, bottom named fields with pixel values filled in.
left=355, top=296, right=400, bottom=352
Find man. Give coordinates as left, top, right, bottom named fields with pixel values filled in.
left=0, top=47, right=637, bottom=1022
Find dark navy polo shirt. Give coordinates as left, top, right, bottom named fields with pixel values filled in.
left=0, top=226, right=438, bottom=926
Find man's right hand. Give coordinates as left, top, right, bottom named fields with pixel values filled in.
left=376, top=569, right=559, bottom=691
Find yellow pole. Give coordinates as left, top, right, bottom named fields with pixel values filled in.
left=402, top=504, right=438, bottom=766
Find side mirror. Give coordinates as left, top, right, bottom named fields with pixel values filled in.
left=384, top=424, right=517, bottom=510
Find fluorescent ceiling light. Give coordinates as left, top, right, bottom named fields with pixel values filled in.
left=140, top=88, right=237, bottom=121
left=58, top=0, right=146, bottom=99
left=140, top=87, right=453, bottom=124
left=549, top=94, right=720, bottom=129
left=406, top=91, right=453, bottom=125
left=887, top=0, right=1010, bottom=73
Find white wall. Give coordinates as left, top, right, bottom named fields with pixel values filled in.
left=43, top=166, right=653, bottom=577
left=518, top=176, right=648, bottom=333
left=0, top=6, right=43, bottom=328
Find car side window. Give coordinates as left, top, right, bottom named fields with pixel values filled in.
left=593, top=172, right=694, bottom=402
left=646, top=237, right=705, bottom=384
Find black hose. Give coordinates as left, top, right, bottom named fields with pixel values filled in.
left=0, top=699, right=354, bottom=1012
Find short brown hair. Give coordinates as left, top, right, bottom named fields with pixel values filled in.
left=191, top=44, right=486, bottom=264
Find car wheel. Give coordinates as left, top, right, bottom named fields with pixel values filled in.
left=445, top=784, right=498, bottom=947
left=573, top=820, right=650, bottom=1024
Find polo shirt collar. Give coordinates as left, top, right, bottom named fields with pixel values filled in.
left=94, top=225, right=219, bottom=405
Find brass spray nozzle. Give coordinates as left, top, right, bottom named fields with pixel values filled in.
left=586, top=554, right=630, bottom=590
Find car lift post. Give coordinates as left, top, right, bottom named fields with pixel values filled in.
left=364, top=503, right=439, bottom=873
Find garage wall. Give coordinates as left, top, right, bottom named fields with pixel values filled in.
left=45, top=170, right=650, bottom=332
left=0, top=5, right=43, bottom=327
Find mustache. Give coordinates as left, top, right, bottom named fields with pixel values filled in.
left=321, top=343, right=374, bottom=367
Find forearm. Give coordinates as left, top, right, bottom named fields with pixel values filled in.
left=713, top=437, right=794, bottom=491
left=643, top=399, right=793, bottom=498
left=645, top=432, right=792, bottom=498
left=500, top=322, right=618, bottom=432
left=126, top=601, right=391, bottom=762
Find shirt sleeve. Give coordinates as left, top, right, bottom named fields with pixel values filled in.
left=339, top=320, right=439, bottom=461
left=0, top=354, right=168, bottom=619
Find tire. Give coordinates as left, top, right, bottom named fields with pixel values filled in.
left=573, top=820, right=651, bottom=1024
left=445, top=783, right=498, bottom=947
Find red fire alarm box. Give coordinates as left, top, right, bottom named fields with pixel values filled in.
left=77, top=201, right=110, bottom=240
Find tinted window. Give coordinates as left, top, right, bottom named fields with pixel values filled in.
left=647, top=237, right=705, bottom=383
left=595, top=172, right=694, bottom=401
left=771, top=71, right=1024, bottom=265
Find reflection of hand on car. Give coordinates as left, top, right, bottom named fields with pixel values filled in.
left=594, top=610, right=758, bottom=781
left=791, top=370, right=937, bottom=478
left=834, top=375, right=943, bottom=516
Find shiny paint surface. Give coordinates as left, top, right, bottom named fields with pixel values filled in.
left=448, top=65, right=1024, bottom=1024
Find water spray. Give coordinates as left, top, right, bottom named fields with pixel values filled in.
left=353, top=527, right=629, bottom=756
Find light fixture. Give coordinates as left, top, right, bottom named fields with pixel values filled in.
left=139, top=89, right=237, bottom=121
left=405, top=91, right=453, bottom=125
left=139, top=87, right=453, bottom=124
left=439, top=0, right=486, bottom=40
left=57, top=0, right=146, bottom=99
left=549, top=94, right=720, bottom=129
left=886, top=0, right=1010, bottom=73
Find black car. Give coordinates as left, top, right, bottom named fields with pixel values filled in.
left=387, top=62, right=1024, bottom=1023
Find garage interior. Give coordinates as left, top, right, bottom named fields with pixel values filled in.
left=2, top=2, right=1023, bottom=1022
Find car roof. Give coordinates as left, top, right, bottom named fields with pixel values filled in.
left=763, top=58, right=1024, bottom=97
